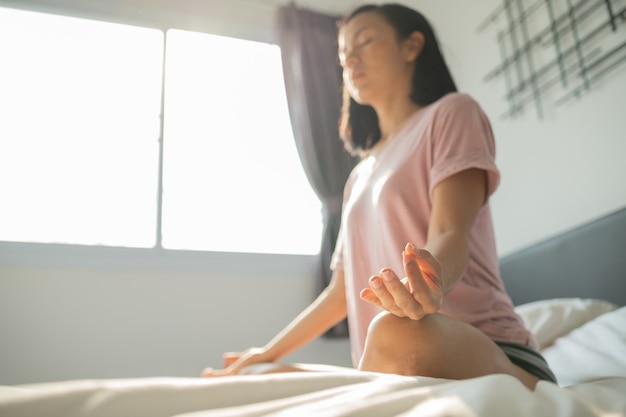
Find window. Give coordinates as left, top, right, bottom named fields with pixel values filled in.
left=162, top=30, right=322, bottom=254
left=0, top=7, right=322, bottom=255
left=0, top=7, right=163, bottom=248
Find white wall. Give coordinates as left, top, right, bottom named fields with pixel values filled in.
left=0, top=246, right=353, bottom=385
left=1, top=0, right=625, bottom=385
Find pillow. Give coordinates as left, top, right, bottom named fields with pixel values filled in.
left=514, top=298, right=617, bottom=349
left=542, top=306, right=626, bottom=386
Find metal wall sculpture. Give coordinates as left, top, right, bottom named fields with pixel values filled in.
left=478, top=0, right=626, bottom=119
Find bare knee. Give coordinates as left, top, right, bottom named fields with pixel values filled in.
left=359, top=311, right=436, bottom=376
left=358, top=311, right=537, bottom=388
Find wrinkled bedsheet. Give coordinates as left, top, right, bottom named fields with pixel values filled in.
left=2, top=369, right=625, bottom=417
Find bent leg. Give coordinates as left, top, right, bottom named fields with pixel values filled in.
left=358, top=311, right=540, bottom=390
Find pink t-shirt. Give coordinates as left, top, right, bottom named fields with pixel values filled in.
left=331, top=93, right=536, bottom=366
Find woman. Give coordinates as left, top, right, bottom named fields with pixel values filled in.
left=203, top=4, right=556, bottom=389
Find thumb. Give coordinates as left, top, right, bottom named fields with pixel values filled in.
left=223, top=352, right=241, bottom=368
left=406, top=244, right=442, bottom=292
left=407, top=244, right=437, bottom=272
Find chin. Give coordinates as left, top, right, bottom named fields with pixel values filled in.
left=349, top=86, right=380, bottom=107
left=351, top=91, right=375, bottom=107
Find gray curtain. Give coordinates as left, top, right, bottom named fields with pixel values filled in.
left=276, top=4, right=357, bottom=337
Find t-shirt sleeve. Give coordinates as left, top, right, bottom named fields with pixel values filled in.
left=428, top=94, right=500, bottom=199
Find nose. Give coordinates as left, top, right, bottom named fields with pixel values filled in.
left=342, top=49, right=359, bottom=69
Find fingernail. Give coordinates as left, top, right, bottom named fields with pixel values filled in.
left=403, top=251, right=413, bottom=264
left=370, top=276, right=382, bottom=288
left=381, top=269, right=394, bottom=281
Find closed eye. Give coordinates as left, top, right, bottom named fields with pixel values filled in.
left=339, top=37, right=374, bottom=66
left=357, top=38, right=373, bottom=48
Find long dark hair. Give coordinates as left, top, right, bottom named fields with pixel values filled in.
left=338, top=4, right=457, bottom=156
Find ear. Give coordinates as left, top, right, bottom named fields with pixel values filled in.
left=404, top=31, right=425, bottom=62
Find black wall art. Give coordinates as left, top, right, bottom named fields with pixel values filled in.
left=478, top=0, right=626, bottom=119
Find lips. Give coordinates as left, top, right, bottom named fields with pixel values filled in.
left=350, top=70, right=365, bottom=82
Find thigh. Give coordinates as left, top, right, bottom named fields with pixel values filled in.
left=358, top=312, right=539, bottom=389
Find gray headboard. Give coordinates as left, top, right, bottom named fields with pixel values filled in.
left=499, top=207, right=626, bottom=307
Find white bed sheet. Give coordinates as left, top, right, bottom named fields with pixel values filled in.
left=2, top=300, right=625, bottom=417
left=1, top=371, right=625, bottom=417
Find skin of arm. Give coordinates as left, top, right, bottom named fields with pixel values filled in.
left=204, top=269, right=348, bottom=376
left=424, top=167, right=487, bottom=294
left=263, top=269, right=348, bottom=360
left=360, top=168, right=487, bottom=320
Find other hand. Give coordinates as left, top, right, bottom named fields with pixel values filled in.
left=360, top=243, right=443, bottom=320
left=201, top=347, right=272, bottom=377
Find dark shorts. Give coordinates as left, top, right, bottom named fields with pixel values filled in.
left=496, top=342, right=557, bottom=383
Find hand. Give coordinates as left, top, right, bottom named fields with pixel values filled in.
left=360, top=243, right=443, bottom=320
left=201, top=347, right=273, bottom=377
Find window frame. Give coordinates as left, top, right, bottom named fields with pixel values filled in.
left=0, top=2, right=322, bottom=263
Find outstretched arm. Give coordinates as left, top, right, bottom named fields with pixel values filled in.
left=203, top=269, right=348, bottom=376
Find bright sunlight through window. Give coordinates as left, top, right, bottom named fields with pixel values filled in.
left=0, top=8, right=322, bottom=255
left=0, top=7, right=163, bottom=247
left=162, top=29, right=322, bottom=255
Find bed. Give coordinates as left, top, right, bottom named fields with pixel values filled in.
left=1, top=208, right=625, bottom=417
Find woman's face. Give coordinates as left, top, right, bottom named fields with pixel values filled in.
left=339, top=12, right=419, bottom=106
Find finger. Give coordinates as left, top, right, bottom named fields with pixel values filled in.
left=367, top=274, right=401, bottom=315
left=222, top=352, right=240, bottom=368
left=202, top=367, right=233, bottom=377
left=403, top=244, right=441, bottom=313
left=213, top=360, right=250, bottom=377
left=367, top=272, right=410, bottom=317
left=223, top=357, right=250, bottom=376
left=403, top=244, right=428, bottom=297
left=359, top=277, right=411, bottom=307
left=360, top=288, right=382, bottom=307
left=379, top=268, right=425, bottom=319
left=367, top=274, right=400, bottom=314
left=202, top=354, right=243, bottom=378
left=414, top=248, right=443, bottom=291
